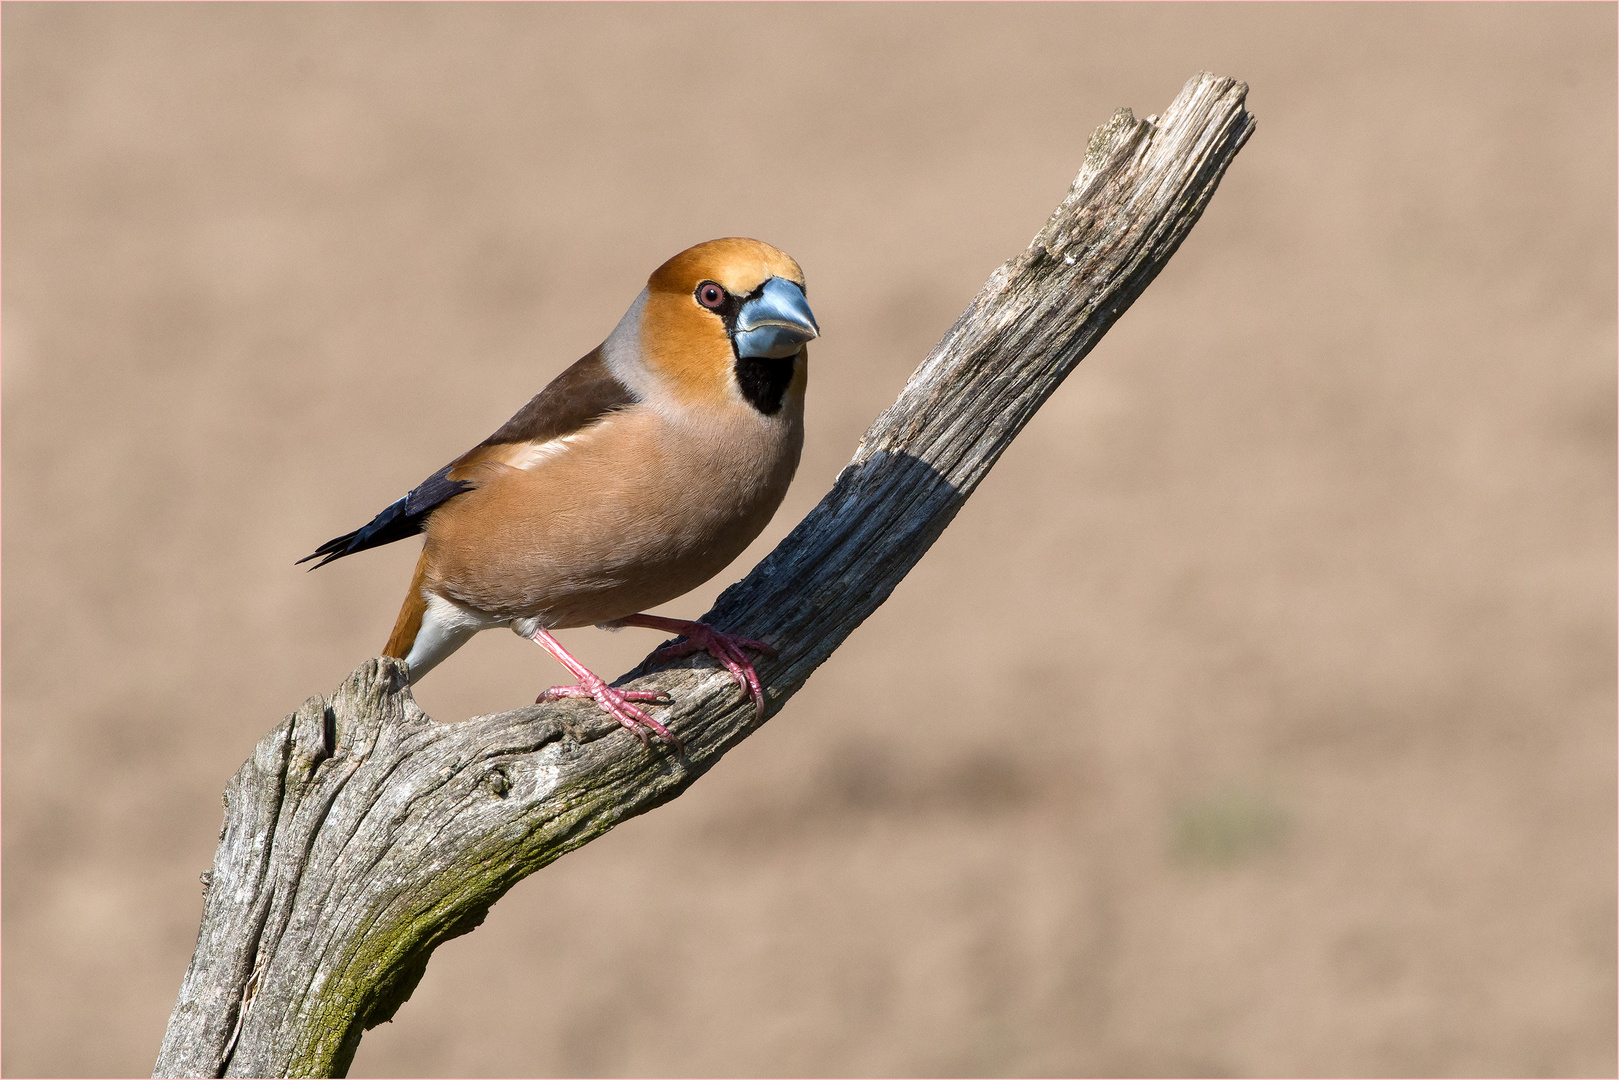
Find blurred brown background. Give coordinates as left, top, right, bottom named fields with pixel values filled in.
left=4, top=4, right=1614, bottom=1077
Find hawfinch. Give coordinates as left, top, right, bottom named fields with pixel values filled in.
left=301, top=238, right=819, bottom=748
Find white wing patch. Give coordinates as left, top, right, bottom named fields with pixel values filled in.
left=496, top=430, right=592, bottom=471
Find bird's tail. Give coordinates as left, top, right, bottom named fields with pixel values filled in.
left=383, top=549, right=431, bottom=660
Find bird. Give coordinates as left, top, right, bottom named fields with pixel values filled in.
left=300, top=237, right=819, bottom=749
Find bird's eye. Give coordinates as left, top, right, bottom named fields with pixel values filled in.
left=696, top=281, right=726, bottom=310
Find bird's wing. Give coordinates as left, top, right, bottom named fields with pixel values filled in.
left=299, top=346, right=637, bottom=568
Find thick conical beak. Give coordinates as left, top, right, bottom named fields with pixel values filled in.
left=734, top=277, right=819, bottom=359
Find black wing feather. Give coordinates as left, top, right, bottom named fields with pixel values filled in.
left=297, top=465, right=473, bottom=569
left=298, top=345, right=636, bottom=570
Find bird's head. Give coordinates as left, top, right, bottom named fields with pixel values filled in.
left=636, top=237, right=819, bottom=416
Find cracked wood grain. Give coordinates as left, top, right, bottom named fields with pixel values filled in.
left=154, top=71, right=1255, bottom=1078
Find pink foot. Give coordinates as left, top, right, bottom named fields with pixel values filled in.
left=536, top=681, right=680, bottom=749
left=528, top=627, right=682, bottom=750
left=537, top=686, right=668, bottom=704
left=619, top=615, right=776, bottom=721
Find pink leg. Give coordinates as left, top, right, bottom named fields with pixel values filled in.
left=528, top=627, right=681, bottom=750
left=618, top=614, right=776, bottom=721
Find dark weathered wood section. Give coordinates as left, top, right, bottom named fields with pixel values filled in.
left=155, top=72, right=1255, bottom=1079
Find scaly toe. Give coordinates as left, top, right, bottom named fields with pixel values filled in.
left=536, top=683, right=681, bottom=751
left=645, top=628, right=770, bottom=721
left=538, top=684, right=668, bottom=705
left=729, top=636, right=778, bottom=657
left=591, top=686, right=682, bottom=752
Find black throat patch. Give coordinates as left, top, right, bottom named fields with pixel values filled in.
left=734, top=355, right=797, bottom=416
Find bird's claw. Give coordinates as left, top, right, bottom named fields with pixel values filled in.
left=537, top=682, right=682, bottom=752
left=651, top=625, right=774, bottom=720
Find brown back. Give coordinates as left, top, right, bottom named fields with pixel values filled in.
left=477, top=345, right=637, bottom=449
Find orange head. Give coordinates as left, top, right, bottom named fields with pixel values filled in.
left=634, top=238, right=817, bottom=414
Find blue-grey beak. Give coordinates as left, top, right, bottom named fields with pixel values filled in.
left=734, top=277, right=819, bottom=359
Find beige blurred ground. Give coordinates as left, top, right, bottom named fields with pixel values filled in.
left=3, top=4, right=1614, bottom=1077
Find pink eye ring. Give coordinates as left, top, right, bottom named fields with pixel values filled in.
left=696, top=281, right=726, bottom=309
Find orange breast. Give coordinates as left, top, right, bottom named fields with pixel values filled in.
left=422, top=400, right=803, bottom=629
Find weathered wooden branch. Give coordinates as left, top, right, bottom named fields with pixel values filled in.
left=155, top=72, right=1255, bottom=1079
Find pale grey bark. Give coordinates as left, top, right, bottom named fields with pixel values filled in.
left=155, top=72, right=1255, bottom=1079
